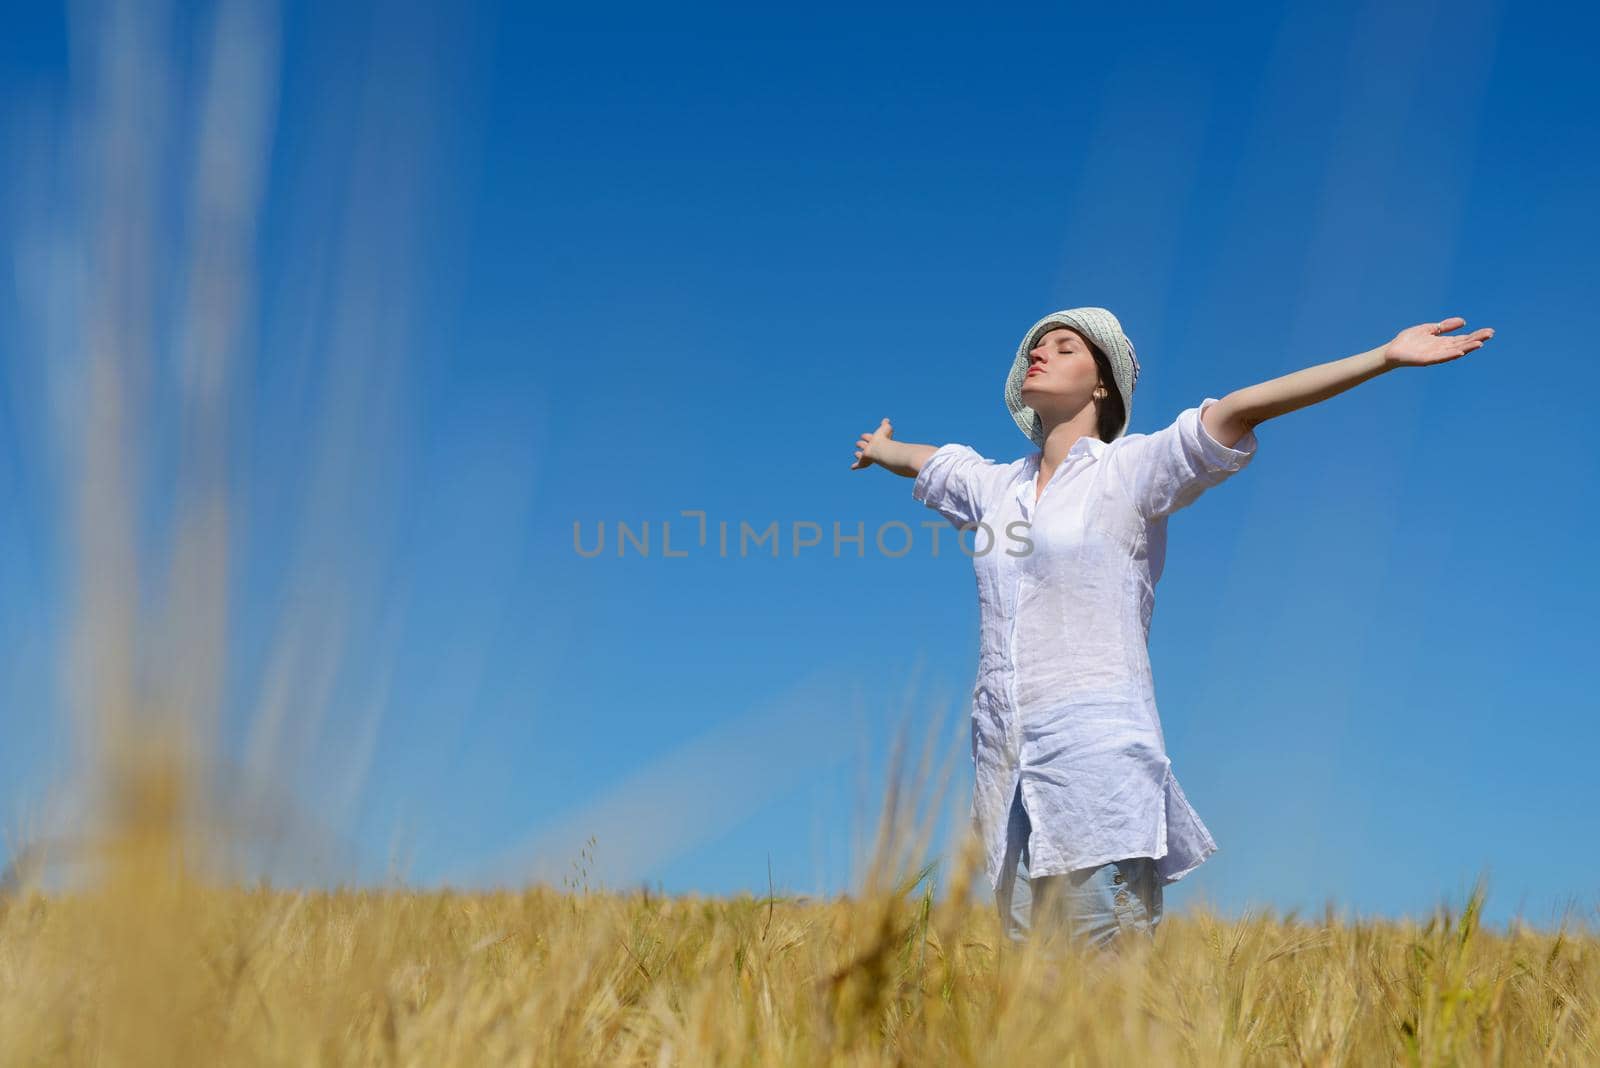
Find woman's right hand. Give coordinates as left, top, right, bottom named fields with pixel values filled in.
left=851, top=418, right=895, bottom=470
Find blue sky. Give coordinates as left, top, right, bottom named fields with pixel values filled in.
left=1, top=0, right=1597, bottom=929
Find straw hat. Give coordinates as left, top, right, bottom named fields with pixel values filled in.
left=1005, top=307, right=1142, bottom=447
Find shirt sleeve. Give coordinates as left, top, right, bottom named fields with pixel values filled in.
left=911, top=443, right=1012, bottom=530
left=1109, top=397, right=1259, bottom=521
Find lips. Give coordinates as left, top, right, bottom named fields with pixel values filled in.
left=1025, top=367, right=1044, bottom=377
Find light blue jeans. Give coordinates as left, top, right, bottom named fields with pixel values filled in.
left=995, top=780, right=1163, bottom=952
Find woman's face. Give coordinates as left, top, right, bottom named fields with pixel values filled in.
left=1020, top=327, right=1101, bottom=420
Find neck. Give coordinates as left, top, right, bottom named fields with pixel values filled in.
left=1035, top=409, right=1101, bottom=470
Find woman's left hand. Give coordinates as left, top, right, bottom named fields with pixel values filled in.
left=1383, top=317, right=1495, bottom=368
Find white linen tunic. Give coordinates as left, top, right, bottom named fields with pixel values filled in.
left=912, top=397, right=1258, bottom=894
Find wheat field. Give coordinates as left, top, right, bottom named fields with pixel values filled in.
left=1, top=742, right=1594, bottom=1067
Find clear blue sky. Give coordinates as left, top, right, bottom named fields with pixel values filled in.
left=1, top=0, right=1596, bottom=929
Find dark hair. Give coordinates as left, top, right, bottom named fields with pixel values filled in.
left=1083, top=337, right=1127, bottom=442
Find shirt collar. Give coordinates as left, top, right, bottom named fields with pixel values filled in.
left=1028, top=434, right=1107, bottom=470
left=1071, top=434, right=1108, bottom=458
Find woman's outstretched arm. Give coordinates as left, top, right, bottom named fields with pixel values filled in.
left=1205, top=316, right=1496, bottom=447
left=851, top=418, right=939, bottom=477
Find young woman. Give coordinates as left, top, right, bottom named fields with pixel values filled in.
left=850, top=307, right=1494, bottom=953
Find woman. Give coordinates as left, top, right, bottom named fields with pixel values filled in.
left=849, top=307, right=1494, bottom=953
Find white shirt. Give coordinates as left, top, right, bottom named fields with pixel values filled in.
left=912, top=396, right=1259, bottom=893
